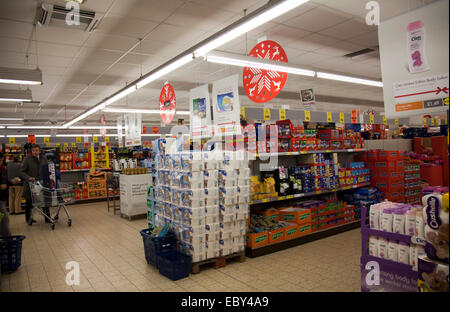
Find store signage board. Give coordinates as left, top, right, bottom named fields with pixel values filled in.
left=243, top=40, right=288, bottom=103
left=9, top=137, right=15, bottom=144
left=152, top=126, right=159, bottom=134
left=327, top=112, right=332, bottom=122
left=339, top=113, right=345, bottom=123
left=44, top=137, right=50, bottom=144
left=159, top=82, right=176, bottom=125
left=124, top=112, right=142, bottom=147
left=212, top=74, right=241, bottom=135
left=189, top=84, right=212, bottom=138
left=28, top=134, right=35, bottom=144
left=76, top=137, right=81, bottom=143
left=378, top=0, right=449, bottom=118
left=300, top=88, right=315, bottom=109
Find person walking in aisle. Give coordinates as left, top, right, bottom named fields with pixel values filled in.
left=20, top=144, right=50, bottom=225
left=6, top=156, right=24, bottom=215
left=0, top=153, right=11, bottom=237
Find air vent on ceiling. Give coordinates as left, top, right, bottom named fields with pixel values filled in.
left=344, top=46, right=379, bottom=59
left=36, top=3, right=102, bottom=32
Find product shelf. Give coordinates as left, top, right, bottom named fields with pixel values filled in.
left=250, top=182, right=371, bottom=205
left=257, top=148, right=367, bottom=158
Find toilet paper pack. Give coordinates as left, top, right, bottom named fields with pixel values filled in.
left=422, top=194, right=449, bottom=262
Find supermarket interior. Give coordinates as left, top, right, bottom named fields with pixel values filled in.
left=0, top=0, right=449, bottom=296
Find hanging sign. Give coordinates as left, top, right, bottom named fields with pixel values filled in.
left=71, top=143, right=76, bottom=147
left=243, top=40, right=288, bottom=103
left=76, top=137, right=81, bottom=143
left=370, top=114, right=375, bottom=124
left=327, top=112, right=333, bottom=123
left=8, top=137, right=15, bottom=144
left=43, top=137, right=50, bottom=144
left=64, top=143, right=68, bottom=147
left=240, top=107, right=246, bottom=118
left=351, top=110, right=358, bottom=124
left=339, top=113, right=345, bottom=123
left=279, top=109, right=286, bottom=121
left=263, top=108, right=271, bottom=120
left=152, top=126, right=159, bottom=134
left=300, top=88, right=315, bottom=109
left=93, top=136, right=98, bottom=143
left=189, top=84, right=212, bottom=138
left=124, top=112, right=142, bottom=147
left=142, top=126, right=147, bottom=134
left=117, top=117, right=123, bottom=148
left=28, top=134, right=36, bottom=144
left=159, top=82, right=176, bottom=125
left=304, top=110, right=311, bottom=122
left=99, top=114, right=106, bottom=138
left=383, top=116, right=388, bottom=125
left=212, top=74, right=241, bottom=135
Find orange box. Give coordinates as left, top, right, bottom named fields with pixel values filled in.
left=259, top=210, right=279, bottom=221
left=283, top=223, right=299, bottom=240
left=268, top=228, right=285, bottom=244
left=298, top=223, right=312, bottom=236
left=373, top=161, right=396, bottom=171
left=246, top=231, right=269, bottom=248
left=377, top=151, right=399, bottom=161
left=279, top=208, right=311, bottom=225
left=367, top=150, right=378, bottom=162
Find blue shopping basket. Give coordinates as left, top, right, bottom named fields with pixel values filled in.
left=0, top=235, right=26, bottom=273
left=156, top=250, right=192, bottom=281
left=140, top=229, right=176, bottom=266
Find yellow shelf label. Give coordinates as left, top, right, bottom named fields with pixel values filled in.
left=279, top=109, right=286, bottom=121
left=316, top=191, right=322, bottom=194
left=8, top=137, right=15, bottom=144
left=327, top=112, right=332, bottom=122
left=240, top=107, right=245, bottom=118
left=262, top=199, right=269, bottom=203
left=71, top=142, right=76, bottom=147
left=430, top=118, right=435, bottom=126
left=278, top=196, right=285, bottom=201
left=76, top=137, right=82, bottom=143
left=435, top=118, right=440, bottom=126
left=445, top=97, right=449, bottom=106
left=383, top=116, right=387, bottom=125
left=395, top=118, right=399, bottom=126
left=93, top=136, right=98, bottom=143
left=370, top=114, right=375, bottom=124
left=43, top=137, right=50, bottom=144
left=64, top=143, right=68, bottom=147
left=304, top=110, right=311, bottom=122
left=105, top=136, right=110, bottom=143
left=263, top=108, right=271, bottom=120
left=423, top=118, right=427, bottom=126
left=286, top=195, right=293, bottom=199
left=339, top=113, right=345, bottom=123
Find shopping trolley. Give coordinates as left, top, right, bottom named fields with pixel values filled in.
left=29, top=180, right=73, bottom=230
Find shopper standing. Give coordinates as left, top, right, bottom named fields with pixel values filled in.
left=20, top=144, right=50, bottom=225
left=0, top=153, right=11, bottom=237
left=6, top=156, right=24, bottom=215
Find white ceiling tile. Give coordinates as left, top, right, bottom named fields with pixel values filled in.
left=35, top=25, right=90, bottom=47
left=282, top=6, right=353, bottom=32
left=347, top=30, right=378, bottom=47
left=84, top=33, right=139, bottom=52
left=272, top=2, right=319, bottom=24
left=143, top=23, right=207, bottom=45
left=314, top=40, right=365, bottom=57
left=0, top=20, right=33, bottom=40
left=0, top=37, right=29, bottom=54
left=263, top=24, right=311, bottom=46
left=189, top=0, right=263, bottom=14
left=165, top=2, right=235, bottom=32
left=0, top=0, right=36, bottom=22
left=285, top=33, right=340, bottom=52
left=107, top=0, right=184, bottom=22
left=319, top=18, right=376, bottom=40
left=95, top=16, right=159, bottom=39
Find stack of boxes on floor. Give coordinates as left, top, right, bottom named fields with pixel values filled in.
left=366, top=150, right=405, bottom=202
left=404, top=156, right=421, bottom=205
left=418, top=189, right=449, bottom=292
left=153, top=140, right=249, bottom=264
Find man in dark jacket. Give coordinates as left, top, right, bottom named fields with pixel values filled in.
left=6, top=156, right=24, bottom=214
left=0, top=152, right=11, bottom=237
left=20, top=144, right=50, bottom=224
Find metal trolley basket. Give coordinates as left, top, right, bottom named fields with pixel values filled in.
left=29, top=181, right=73, bottom=230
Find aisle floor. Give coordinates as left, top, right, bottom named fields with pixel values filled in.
left=0, top=202, right=362, bottom=292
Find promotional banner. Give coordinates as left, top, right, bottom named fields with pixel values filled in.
left=212, top=74, right=241, bottom=135
left=27, top=134, right=35, bottom=144
left=124, top=113, right=142, bottom=147
left=243, top=40, right=288, bottom=103
left=378, top=0, right=449, bottom=118
left=300, top=88, right=315, bottom=109
left=189, top=84, right=212, bottom=138
left=159, top=82, right=176, bottom=125
left=117, top=117, right=123, bottom=148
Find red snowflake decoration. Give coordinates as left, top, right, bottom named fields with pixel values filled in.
left=159, top=82, right=176, bottom=125
left=243, top=40, right=288, bottom=103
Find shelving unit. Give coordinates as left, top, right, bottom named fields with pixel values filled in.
left=87, top=171, right=107, bottom=199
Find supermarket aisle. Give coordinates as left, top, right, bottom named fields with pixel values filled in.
left=0, top=202, right=362, bottom=292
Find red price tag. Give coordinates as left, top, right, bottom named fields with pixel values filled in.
left=152, top=126, right=159, bottom=134
left=351, top=109, right=358, bottom=124
left=142, top=126, right=147, bottom=134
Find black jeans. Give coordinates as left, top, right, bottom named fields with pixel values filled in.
left=25, top=199, right=50, bottom=222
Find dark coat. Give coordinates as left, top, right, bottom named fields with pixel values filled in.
left=20, top=154, right=48, bottom=199
left=0, top=164, right=7, bottom=202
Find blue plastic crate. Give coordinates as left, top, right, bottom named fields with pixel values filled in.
left=140, top=229, right=176, bottom=266
left=156, top=250, right=192, bottom=281
left=0, top=235, right=26, bottom=273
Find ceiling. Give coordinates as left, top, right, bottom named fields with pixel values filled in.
left=0, top=0, right=437, bottom=127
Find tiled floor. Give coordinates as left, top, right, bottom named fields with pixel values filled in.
left=0, top=202, right=362, bottom=292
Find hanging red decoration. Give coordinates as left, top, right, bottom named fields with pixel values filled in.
left=243, top=40, right=288, bottom=103
left=159, top=82, right=176, bottom=125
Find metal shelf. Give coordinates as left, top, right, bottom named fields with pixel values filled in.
left=256, top=148, right=366, bottom=158
left=250, top=182, right=371, bottom=205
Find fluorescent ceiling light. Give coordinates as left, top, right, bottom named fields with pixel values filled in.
left=55, top=134, right=92, bottom=137
left=205, top=51, right=315, bottom=76
left=316, top=72, right=383, bottom=87
left=142, top=134, right=161, bottom=137
left=194, top=0, right=310, bottom=56
left=103, top=107, right=190, bottom=115
left=0, top=89, right=32, bottom=102
left=69, top=126, right=117, bottom=129
left=0, top=124, right=23, bottom=126
left=136, top=54, right=193, bottom=89
left=6, top=135, right=28, bottom=138
left=0, top=67, right=43, bottom=85
left=0, top=126, right=4, bottom=129
left=63, top=0, right=309, bottom=126
left=7, top=125, right=62, bottom=129
left=0, top=117, right=24, bottom=121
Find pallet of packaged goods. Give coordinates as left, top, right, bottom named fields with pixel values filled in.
left=191, top=251, right=246, bottom=274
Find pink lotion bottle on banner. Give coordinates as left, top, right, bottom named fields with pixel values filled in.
left=407, top=20, right=430, bottom=73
